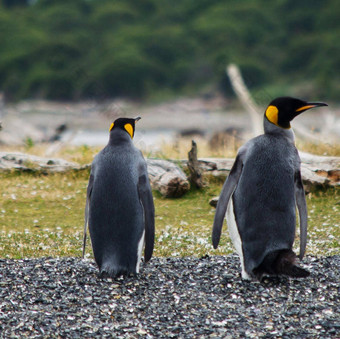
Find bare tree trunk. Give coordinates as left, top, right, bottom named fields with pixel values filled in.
left=187, top=140, right=203, bottom=189
left=226, top=64, right=263, bottom=136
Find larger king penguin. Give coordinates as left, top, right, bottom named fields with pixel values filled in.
left=212, top=97, right=327, bottom=280
left=83, top=117, right=155, bottom=277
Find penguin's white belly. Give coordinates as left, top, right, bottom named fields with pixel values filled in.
left=226, top=199, right=251, bottom=280
left=136, top=230, right=145, bottom=273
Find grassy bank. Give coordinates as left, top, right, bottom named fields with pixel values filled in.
left=0, top=170, right=338, bottom=259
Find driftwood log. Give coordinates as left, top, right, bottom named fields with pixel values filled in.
left=180, top=152, right=340, bottom=192
left=0, top=152, right=190, bottom=198
left=146, top=159, right=190, bottom=198
left=1, top=152, right=338, bottom=197
left=299, top=151, right=340, bottom=181
left=0, top=152, right=80, bottom=173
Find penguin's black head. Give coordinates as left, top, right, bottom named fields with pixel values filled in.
left=265, top=97, right=328, bottom=129
left=109, top=117, right=141, bottom=138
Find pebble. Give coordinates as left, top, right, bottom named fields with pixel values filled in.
left=0, top=254, right=339, bottom=338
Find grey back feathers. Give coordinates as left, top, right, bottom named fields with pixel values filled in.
left=83, top=117, right=155, bottom=278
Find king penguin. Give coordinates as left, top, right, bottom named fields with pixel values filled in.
left=212, top=97, right=327, bottom=280
left=82, top=117, right=155, bottom=277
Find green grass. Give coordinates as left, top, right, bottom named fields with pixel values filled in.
left=0, top=170, right=338, bottom=259
left=0, top=172, right=88, bottom=258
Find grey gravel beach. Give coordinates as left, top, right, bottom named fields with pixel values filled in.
left=0, top=254, right=339, bottom=338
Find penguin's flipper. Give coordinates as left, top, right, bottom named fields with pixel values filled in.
left=137, top=171, right=155, bottom=263
left=212, top=148, right=246, bottom=249
left=294, top=170, right=307, bottom=259
left=83, top=173, right=94, bottom=259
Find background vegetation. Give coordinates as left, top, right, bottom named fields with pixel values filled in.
left=0, top=0, right=339, bottom=102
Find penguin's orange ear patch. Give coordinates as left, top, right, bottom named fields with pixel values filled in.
left=109, top=123, right=114, bottom=131
left=265, top=105, right=279, bottom=126
left=124, top=123, right=134, bottom=138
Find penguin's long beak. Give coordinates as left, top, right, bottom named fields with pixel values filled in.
left=134, top=116, right=141, bottom=122
left=295, top=102, right=328, bottom=113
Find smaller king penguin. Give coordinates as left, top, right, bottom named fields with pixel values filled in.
left=83, top=117, right=155, bottom=277
left=212, top=97, right=327, bottom=280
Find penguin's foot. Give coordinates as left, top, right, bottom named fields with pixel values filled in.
left=241, top=269, right=252, bottom=280
left=240, top=260, right=252, bottom=280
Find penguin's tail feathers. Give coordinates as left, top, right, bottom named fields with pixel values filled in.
left=99, top=263, right=136, bottom=278
left=275, top=249, right=310, bottom=278
left=254, top=249, right=310, bottom=280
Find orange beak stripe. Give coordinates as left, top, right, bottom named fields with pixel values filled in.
left=295, top=105, right=316, bottom=112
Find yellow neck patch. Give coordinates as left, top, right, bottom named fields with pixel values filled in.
left=265, top=105, right=279, bottom=126
left=124, top=123, right=134, bottom=138
left=109, top=123, right=114, bottom=131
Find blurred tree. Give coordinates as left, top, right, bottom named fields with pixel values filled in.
left=2, top=0, right=29, bottom=8
left=0, top=0, right=338, bottom=101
